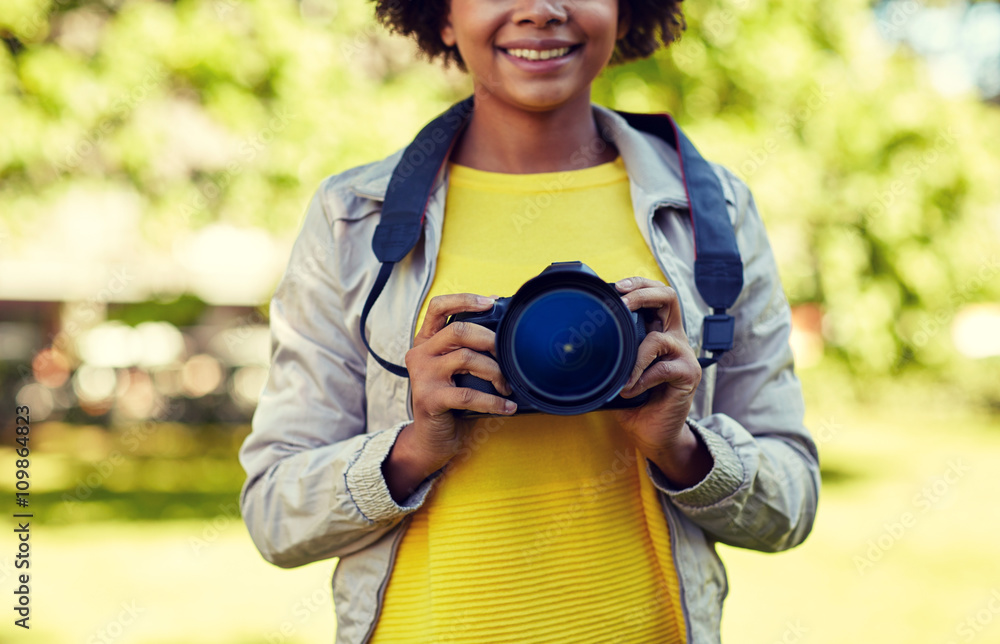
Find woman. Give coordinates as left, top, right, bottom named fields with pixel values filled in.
left=239, top=0, right=820, bottom=641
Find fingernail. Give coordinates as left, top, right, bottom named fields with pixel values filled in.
left=504, top=400, right=517, bottom=414
left=477, top=296, right=495, bottom=306
left=617, top=278, right=632, bottom=289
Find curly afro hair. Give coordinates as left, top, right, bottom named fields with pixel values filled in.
left=371, top=0, right=685, bottom=71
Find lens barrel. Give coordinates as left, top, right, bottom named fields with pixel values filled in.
left=495, top=262, right=640, bottom=415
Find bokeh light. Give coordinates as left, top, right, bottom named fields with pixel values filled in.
left=77, top=322, right=142, bottom=368
left=181, top=354, right=225, bottom=398
left=231, top=365, right=269, bottom=407
left=15, top=382, right=55, bottom=421
left=951, top=304, right=1000, bottom=358
left=73, top=364, right=118, bottom=403
left=32, top=346, right=72, bottom=388
left=134, top=321, right=186, bottom=367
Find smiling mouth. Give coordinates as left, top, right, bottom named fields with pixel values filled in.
left=498, top=45, right=581, bottom=61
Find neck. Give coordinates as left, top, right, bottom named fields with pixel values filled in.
left=450, top=90, right=618, bottom=173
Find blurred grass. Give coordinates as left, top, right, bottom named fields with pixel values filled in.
left=1, top=398, right=998, bottom=643
left=0, top=421, right=247, bottom=524
left=721, top=402, right=1000, bottom=644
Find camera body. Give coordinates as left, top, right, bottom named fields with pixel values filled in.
left=448, top=262, right=651, bottom=417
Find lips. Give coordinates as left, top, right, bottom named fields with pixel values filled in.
left=504, top=46, right=573, bottom=61
left=497, top=43, right=582, bottom=70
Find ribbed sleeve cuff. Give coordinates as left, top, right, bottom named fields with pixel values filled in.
left=344, top=422, right=440, bottom=524
left=647, top=417, right=745, bottom=507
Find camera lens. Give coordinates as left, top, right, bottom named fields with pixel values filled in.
left=499, top=281, right=639, bottom=416
left=510, top=289, right=622, bottom=402
left=493, top=262, right=640, bottom=415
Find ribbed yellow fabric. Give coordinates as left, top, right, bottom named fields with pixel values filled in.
left=370, top=157, right=686, bottom=644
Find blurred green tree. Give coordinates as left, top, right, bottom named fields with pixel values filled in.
left=2, top=0, right=998, bottom=404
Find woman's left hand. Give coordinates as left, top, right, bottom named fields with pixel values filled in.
left=612, top=276, right=712, bottom=488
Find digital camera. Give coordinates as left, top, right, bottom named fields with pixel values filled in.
left=448, top=261, right=651, bottom=416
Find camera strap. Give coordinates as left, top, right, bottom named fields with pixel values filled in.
left=362, top=96, right=743, bottom=378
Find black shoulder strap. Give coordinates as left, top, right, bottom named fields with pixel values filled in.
left=359, top=97, right=475, bottom=377
left=361, top=96, right=743, bottom=378
left=613, top=110, right=744, bottom=367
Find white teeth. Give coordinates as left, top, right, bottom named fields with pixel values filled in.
left=506, top=47, right=571, bottom=61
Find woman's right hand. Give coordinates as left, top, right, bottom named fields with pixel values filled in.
left=383, top=293, right=516, bottom=502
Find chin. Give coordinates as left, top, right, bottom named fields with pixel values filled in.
left=506, top=87, right=589, bottom=112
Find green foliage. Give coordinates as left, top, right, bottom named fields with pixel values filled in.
left=107, top=293, right=207, bottom=327
left=1, top=0, right=997, bottom=402
left=643, top=0, right=1000, bottom=406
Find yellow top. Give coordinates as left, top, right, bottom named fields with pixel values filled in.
left=370, top=157, right=686, bottom=644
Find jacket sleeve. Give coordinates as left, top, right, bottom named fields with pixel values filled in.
left=646, top=169, right=821, bottom=553
left=238, top=183, right=436, bottom=569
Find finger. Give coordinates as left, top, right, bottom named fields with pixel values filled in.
left=621, top=355, right=701, bottom=399
left=443, top=347, right=511, bottom=396
left=416, top=293, right=496, bottom=343
left=618, top=285, right=684, bottom=335
left=622, top=332, right=690, bottom=395
left=627, top=331, right=686, bottom=385
left=614, top=276, right=665, bottom=293
left=442, top=386, right=517, bottom=416
left=423, top=321, right=500, bottom=359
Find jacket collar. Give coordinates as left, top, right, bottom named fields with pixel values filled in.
left=346, top=102, right=691, bottom=211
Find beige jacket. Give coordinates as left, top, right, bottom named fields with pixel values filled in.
left=238, top=103, right=821, bottom=643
